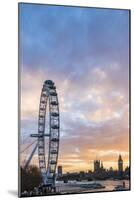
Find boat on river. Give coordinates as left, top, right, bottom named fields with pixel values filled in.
left=67, top=182, right=105, bottom=189
left=113, top=182, right=128, bottom=191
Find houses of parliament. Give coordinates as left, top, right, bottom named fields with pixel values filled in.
left=94, top=154, right=124, bottom=174
left=57, top=154, right=130, bottom=181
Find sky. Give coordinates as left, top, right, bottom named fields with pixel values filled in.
left=19, top=3, right=130, bottom=173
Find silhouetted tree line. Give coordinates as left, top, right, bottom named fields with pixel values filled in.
left=21, top=165, right=42, bottom=193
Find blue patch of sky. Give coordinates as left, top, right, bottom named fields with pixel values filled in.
left=19, top=3, right=129, bottom=74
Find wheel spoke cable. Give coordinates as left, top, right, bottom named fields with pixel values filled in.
left=20, top=139, right=37, bottom=154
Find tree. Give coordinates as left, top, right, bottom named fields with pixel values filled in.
left=20, top=165, right=42, bottom=193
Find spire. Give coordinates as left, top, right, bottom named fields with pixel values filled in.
left=101, top=161, right=103, bottom=169
left=118, top=154, right=123, bottom=173
left=118, top=154, right=123, bottom=161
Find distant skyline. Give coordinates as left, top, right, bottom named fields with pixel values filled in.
left=20, top=3, right=130, bottom=172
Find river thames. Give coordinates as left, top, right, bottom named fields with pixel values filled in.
left=55, top=180, right=130, bottom=194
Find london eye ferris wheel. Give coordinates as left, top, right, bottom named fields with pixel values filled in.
left=22, top=80, right=60, bottom=190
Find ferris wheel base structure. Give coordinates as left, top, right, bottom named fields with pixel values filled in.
left=27, top=80, right=60, bottom=192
